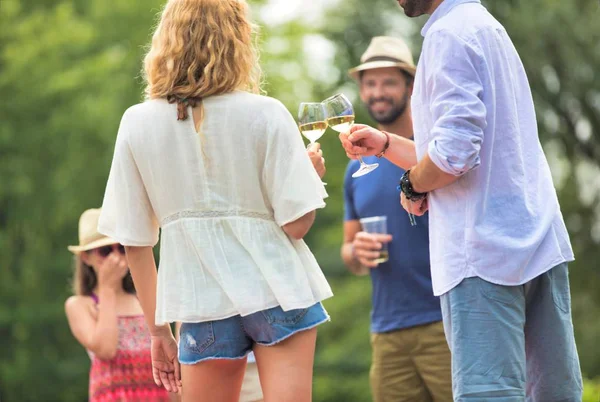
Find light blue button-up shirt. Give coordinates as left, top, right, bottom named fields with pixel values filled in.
left=412, top=0, right=574, bottom=295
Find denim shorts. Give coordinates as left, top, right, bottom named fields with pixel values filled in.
left=178, top=302, right=329, bottom=364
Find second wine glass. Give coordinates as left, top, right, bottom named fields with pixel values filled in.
left=322, top=93, right=379, bottom=178
left=298, top=102, right=328, bottom=185
left=298, top=102, right=327, bottom=147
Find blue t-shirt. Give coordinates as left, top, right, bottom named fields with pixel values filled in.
left=343, top=156, right=442, bottom=333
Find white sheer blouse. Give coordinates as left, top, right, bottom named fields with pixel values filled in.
left=98, top=91, right=332, bottom=325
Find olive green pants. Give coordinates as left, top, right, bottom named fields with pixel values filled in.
left=370, top=321, right=452, bottom=402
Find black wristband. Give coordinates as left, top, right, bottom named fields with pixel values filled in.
left=398, top=170, right=427, bottom=201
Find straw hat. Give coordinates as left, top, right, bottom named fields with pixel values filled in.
left=348, top=36, right=416, bottom=81
left=67, top=208, right=118, bottom=254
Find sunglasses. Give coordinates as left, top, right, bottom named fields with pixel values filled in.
left=92, top=244, right=126, bottom=258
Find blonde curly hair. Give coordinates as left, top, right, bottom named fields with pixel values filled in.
left=143, top=0, right=261, bottom=121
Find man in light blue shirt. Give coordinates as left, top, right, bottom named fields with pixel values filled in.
left=339, top=0, right=582, bottom=400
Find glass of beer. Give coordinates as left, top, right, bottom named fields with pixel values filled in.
left=359, top=216, right=389, bottom=264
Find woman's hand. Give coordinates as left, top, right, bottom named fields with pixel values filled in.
left=308, top=143, right=326, bottom=178
left=150, top=328, right=181, bottom=393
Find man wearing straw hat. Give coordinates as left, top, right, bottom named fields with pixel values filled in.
left=339, top=0, right=582, bottom=400
left=341, top=36, right=452, bottom=402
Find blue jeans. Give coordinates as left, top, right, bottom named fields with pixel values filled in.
left=178, top=302, right=329, bottom=364
left=441, top=263, right=582, bottom=401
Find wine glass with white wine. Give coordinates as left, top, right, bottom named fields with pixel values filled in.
left=323, top=93, right=379, bottom=178
left=298, top=102, right=328, bottom=185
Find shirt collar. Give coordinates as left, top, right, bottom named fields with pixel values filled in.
left=421, top=0, right=481, bottom=37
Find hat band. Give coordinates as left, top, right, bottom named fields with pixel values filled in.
left=364, top=56, right=405, bottom=63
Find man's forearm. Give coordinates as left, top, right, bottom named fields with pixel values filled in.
left=341, top=243, right=369, bottom=276
left=383, top=134, right=418, bottom=170
left=409, top=153, right=460, bottom=193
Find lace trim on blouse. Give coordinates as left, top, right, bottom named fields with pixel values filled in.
left=161, top=210, right=274, bottom=226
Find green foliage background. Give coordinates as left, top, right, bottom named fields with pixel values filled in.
left=0, top=0, right=598, bottom=400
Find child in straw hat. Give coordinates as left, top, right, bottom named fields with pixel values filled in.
left=65, top=208, right=170, bottom=401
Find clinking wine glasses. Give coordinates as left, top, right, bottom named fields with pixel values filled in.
left=298, top=93, right=379, bottom=183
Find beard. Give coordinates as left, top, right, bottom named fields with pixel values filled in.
left=366, top=92, right=410, bottom=125
left=399, top=0, right=434, bottom=17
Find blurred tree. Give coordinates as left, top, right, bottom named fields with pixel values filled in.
left=0, top=1, right=168, bottom=400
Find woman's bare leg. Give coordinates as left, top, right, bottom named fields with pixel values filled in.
left=181, top=358, right=247, bottom=402
left=253, top=328, right=317, bottom=402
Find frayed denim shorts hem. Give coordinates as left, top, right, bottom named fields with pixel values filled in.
left=178, top=302, right=329, bottom=365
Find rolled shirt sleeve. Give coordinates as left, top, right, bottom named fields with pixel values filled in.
left=425, top=30, right=487, bottom=176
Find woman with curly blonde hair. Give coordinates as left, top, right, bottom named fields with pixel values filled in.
left=97, top=0, right=332, bottom=401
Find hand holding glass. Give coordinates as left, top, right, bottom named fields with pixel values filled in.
left=323, top=93, right=379, bottom=178
left=359, top=216, right=389, bottom=264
